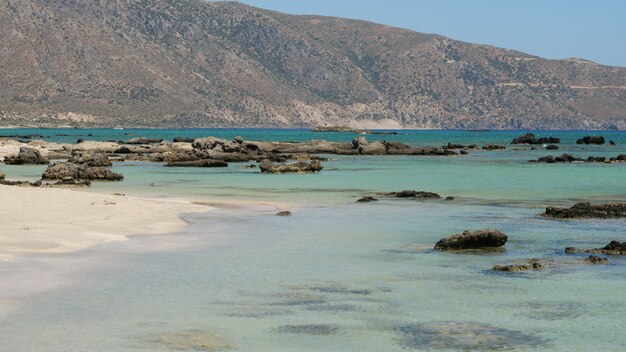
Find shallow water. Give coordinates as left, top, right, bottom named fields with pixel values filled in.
left=1, top=129, right=625, bottom=351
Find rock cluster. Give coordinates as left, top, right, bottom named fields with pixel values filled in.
left=530, top=154, right=625, bottom=163
left=380, top=190, right=442, bottom=199
left=259, top=160, right=323, bottom=173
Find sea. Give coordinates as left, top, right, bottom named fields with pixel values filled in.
left=0, top=129, right=625, bottom=351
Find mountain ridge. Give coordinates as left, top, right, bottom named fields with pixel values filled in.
left=1, top=0, right=625, bottom=129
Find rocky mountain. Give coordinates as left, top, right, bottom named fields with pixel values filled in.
left=1, top=0, right=626, bottom=129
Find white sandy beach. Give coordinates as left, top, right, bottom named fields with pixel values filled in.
left=0, top=185, right=212, bottom=261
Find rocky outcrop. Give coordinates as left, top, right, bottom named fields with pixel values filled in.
left=544, top=202, right=626, bottom=219
left=165, top=159, right=228, bottom=167
left=380, top=190, right=441, bottom=199
left=511, top=133, right=560, bottom=144
left=42, top=162, right=123, bottom=181
left=565, top=241, right=626, bottom=255
left=259, top=160, right=323, bottom=173
left=68, top=151, right=112, bottom=167
left=576, top=136, right=605, bottom=145
left=434, top=229, right=508, bottom=250
left=4, top=147, right=49, bottom=165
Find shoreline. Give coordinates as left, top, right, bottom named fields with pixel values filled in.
left=0, top=185, right=214, bottom=262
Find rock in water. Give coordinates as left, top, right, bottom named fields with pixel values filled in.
left=544, top=202, right=626, bottom=219
left=434, top=228, right=508, bottom=250
left=68, top=151, right=112, bottom=167
left=126, top=137, right=164, bottom=144
left=259, top=159, right=323, bottom=173
left=165, top=159, right=228, bottom=167
left=356, top=196, right=378, bottom=203
left=42, top=162, right=123, bottom=181
left=381, top=190, right=441, bottom=199
left=565, top=241, right=626, bottom=255
left=482, top=144, right=506, bottom=150
left=584, top=255, right=608, bottom=264
left=4, top=147, right=49, bottom=165
left=576, top=136, right=605, bottom=144
left=276, top=211, right=292, bottom=216
left=493, top=259, right=543, bottom=272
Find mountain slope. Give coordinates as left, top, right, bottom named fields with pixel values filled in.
left=1, top=0, right=625, bottom=129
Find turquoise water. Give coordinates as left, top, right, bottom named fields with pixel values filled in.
left=1, top=129, right=625, bottom=351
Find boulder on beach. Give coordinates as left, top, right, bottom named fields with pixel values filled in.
left=42, top=162, right=123, bottom=181
left=434, top=228, right=508, bottom=251
left=565, top=241, right=626, bottom=255
left=259, top=159, right=323, bottom=173
left=165, top=159, right=228, bottom=167
left=543, top=202, right=626, bottom=219
left=4, top=147, right=49, bottom=165
left=576, top=136, right=605, bottom=145
left=380, top=190, right=441, bottom=199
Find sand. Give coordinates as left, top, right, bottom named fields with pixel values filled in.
left=0, top=185, right=212, bottom=261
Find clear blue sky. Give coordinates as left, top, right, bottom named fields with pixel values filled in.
left=235, top=0, right=626, bottom=67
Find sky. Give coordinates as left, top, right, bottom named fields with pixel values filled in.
left=234, top=0, right=626, bottom=67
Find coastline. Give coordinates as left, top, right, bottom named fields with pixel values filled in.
left=0, top=185, right=213, bottom=262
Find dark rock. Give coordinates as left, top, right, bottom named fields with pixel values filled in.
left=584, top=255, right=608, bottom=264
left=0, top=171, right=4, bottom=180
left=609, top=140, right=616, bottom=145
left=546, top=144, right=559, bottom=150
left=445, top=196, right=455, bottom=201
left=356, top=196, right=378, bottom=203
left=172, top=137, right=195, bottom=143
left=87, top=133, right=93, bottom=137
left=114, top=146, right=133, bottom=154
left=233, top=136, right=244, bottom=144
left=244, top=164, right=257, bottom=168
left=42, top=162, right=123, bottom=181
left=511, top=133, right=538, bottom=144
left=565, top=241, right=626, bottom=255
left=576, top=136, right=605, bottom=144
left=493, top=259, right=543, bottom=272
left=4, top=147, right=49, bottom=165
left=76, top=138, right=84, bottom=143
left=126, top=137, right=164, bottom=144
left=459, top=150, right=468, bottom=155
left=259, top=159, right=323, bottom=173
left=544, top=202, right=626, bottom=219
left=434, top=228, right=508, bottom=250
left=380, top=190, right=441, bottom=199
left=276, top=211, right=292, bottom=216
left=0, top=179, right=42, bottom=187
left=482, top=144, right=505, bottom=150
left=165, top=159, right=228, bottom=167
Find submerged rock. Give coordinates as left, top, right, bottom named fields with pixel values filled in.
left=434, top=228, right=508, bottom=251
left=259, top=159, right=323, bottom=173
left=544, top=202, right=626, bottom=219
left=4, top=147, right=49, bottom=165
left=165, top=159, right=228, bottom=167
left=493, top=258, right=544, bottom=272
left=395, top=321, right=547, bottom=350
left=576, top=136, right=605, bottom=144
left=565, top=241, right=626, bottom=255
left=584, top=255, right=609, bottom=264
left=273, top=324, right=338, bottom=335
